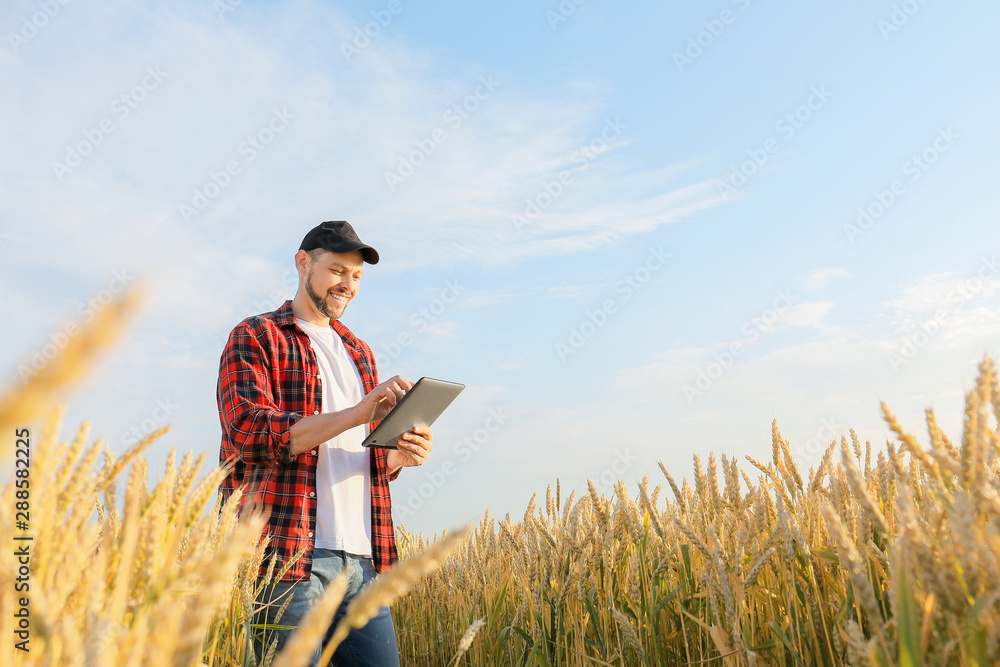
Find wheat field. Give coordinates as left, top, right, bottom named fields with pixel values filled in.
left=3, top=287, right=1000, bottom=666
left=391, top=355, right=1000, bottom=666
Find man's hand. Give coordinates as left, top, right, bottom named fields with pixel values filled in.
left=386, top=425, right=432, bottom=474
left=356, top=375, right=412, bottom=424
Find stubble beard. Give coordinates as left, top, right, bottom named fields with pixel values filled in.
left=305, top=267, right=348, bottom=320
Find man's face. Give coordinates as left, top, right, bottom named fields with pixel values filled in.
left=303, top=249, right=364, bottom=320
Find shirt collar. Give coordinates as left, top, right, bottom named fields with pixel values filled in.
left=275, top=299, right=361, bottom=350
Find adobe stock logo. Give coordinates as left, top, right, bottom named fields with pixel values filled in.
left=7, top=0, right=72, bottom=53
left=672, top=0, right=752, bottom=73
left=120, top=398, right=179, bottom=447
left=384, top=76, right=500, bottom=192
left=887, top=254, right=999, bottom=371
left=556, top=246, right=669, bottom=362
left=178, top=106, right=295, bottom=222
left=17, top=269, right=135, bottom=384
left=512, top=117, right=626, bottom=233
left=591, top=449, right=639, bottom=496
left=877, top=0, right=932, bottom=40
left=394, top=407, right=508, bottom=521
left=51, top=66, right=168, bottom=182
left=843, top=126, right=957, bottom=244
left=682, top=289, right=796, bottom=403
left=374, top=279, right=465, bottom=372
left=339, top=0, right=407, bottom=60
left=716, top=85, right=832, bottom=201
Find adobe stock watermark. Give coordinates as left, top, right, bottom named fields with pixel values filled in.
left=395, top=406, right=508, bottom=521
left=682, top=289, right=796, bottom=403
left=252, top=267, right=300, bottom=314
left=843, top=126, right=957, bottom=244
left=556, top=246, right=670, bottom=362
left=887, top=253, right=998, bottom=371
left=545, top=0, right=591, bottom=30
left=374, top=278, right=465, bottom=372
left=89, top=621, right=126, bottom=661
left=673, top=0, right=752, bottom=72
left=7, top=0, right=71, bottom=53
left=791, top=417, right=847, bottom=462
left=339, top=0, right=406, bottom=60
left=211, top=0, right=243, bottom=19
left=51, top=66, right=168, bottom=182
left=717, top=84, right=832, bottom=201
left=591, top=449, right=639, bottom=497
left=120, top=398, right=179, bottom=447
left=512, top=117, right=626, bottom=233
left=384, top=75, right=500, bottom=192
left=178, top=106, right=295, bottom=223
left=878, top=0, right=932, bottom=40
left=17, top=269, right=135, bottom=384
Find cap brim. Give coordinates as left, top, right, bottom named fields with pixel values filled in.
left=310, top=241, right=379, bottom=264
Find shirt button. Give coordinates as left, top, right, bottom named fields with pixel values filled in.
left=308, top=531, right=314, bottom=538
left=310, top=491, right=316, bottom=497
left=313, top=410, right=320, bottom=415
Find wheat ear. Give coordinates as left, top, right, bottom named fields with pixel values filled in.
left=450, top=618, right=486, bottom=665
left=0, top=284, right=144, bottom=449
left=321, top=526, right=471, bottom=662
left=270, top=571, right=350, bottom=667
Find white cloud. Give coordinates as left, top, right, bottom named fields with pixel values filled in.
left=801, top=267, right=851, bottom=291
left=879, top=272, right=1000, bottom=341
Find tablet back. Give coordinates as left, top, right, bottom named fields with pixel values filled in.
left=362, top=377, right=465, bottom=448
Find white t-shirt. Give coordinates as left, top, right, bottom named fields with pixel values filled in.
left=295, top=317, right=372, bottom=557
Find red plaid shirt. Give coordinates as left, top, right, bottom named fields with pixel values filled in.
left=217, top=299, right=400, bottom=581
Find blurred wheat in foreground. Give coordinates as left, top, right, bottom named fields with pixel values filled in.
left=0, top=288, right=472, bottom=667
left=3, top=287, right=1000, bottom=666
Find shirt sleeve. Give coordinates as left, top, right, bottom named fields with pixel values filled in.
left=217, top=323, right=303, bottom=467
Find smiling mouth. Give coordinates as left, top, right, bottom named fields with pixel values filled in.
left=330, top=292, right=349, bottom=304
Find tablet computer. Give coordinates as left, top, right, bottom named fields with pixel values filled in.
left=362, top=377, right=465, bottom=449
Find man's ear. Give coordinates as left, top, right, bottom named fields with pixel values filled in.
left=294, top=249, right=310, bottom=276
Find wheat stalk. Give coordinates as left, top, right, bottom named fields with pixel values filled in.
left=320, top=526, right=470, bottom=663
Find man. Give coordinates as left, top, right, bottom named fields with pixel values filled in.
left=217, top=221, right=432, bottom=666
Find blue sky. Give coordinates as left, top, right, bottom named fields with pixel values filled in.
left=2, top=0, right=999, bottom=535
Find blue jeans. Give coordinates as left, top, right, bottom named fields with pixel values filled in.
left=253, top=549, right=400, bottom=667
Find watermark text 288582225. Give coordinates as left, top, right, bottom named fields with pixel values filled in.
left=13, top=427, right=33, bottom=652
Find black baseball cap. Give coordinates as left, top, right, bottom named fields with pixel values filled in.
left=299, top=221, right=379, bottom=264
